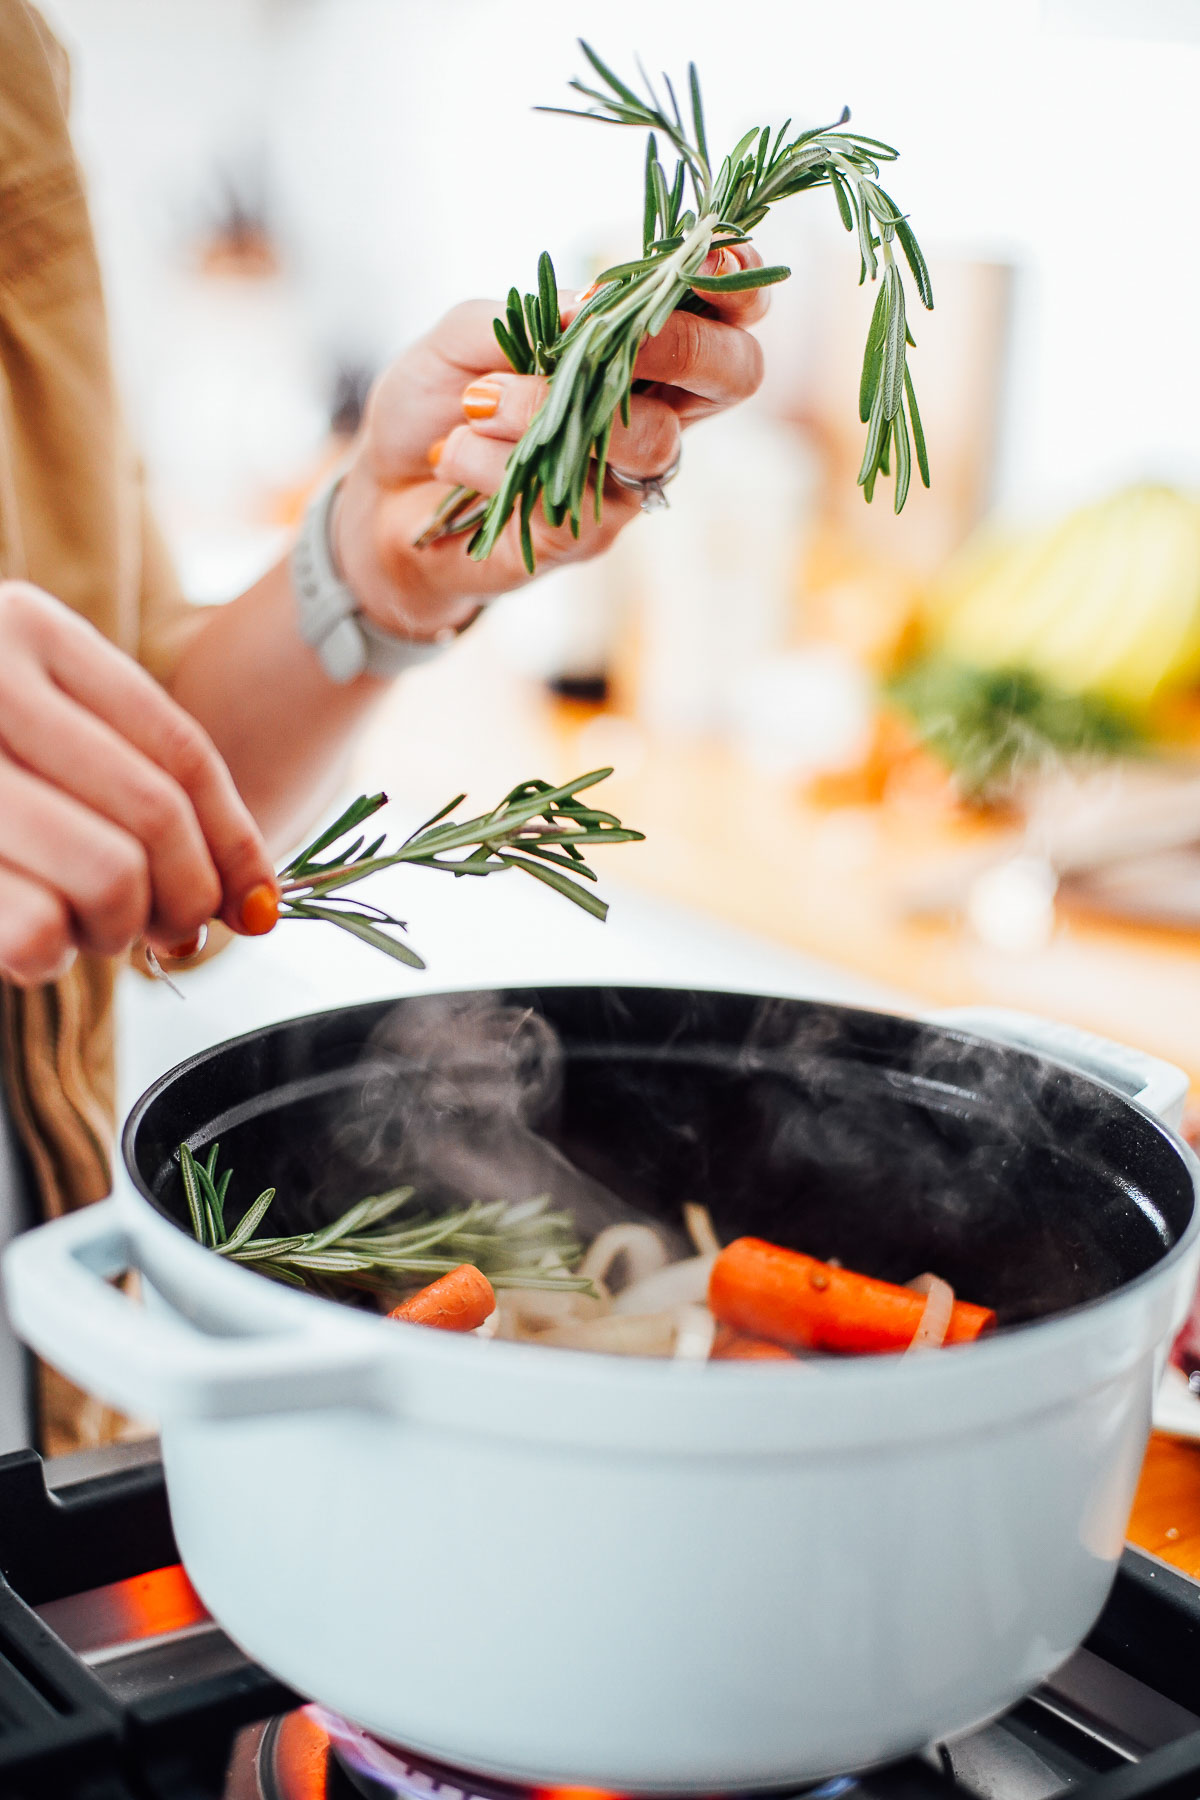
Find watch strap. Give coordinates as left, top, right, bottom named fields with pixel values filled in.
left=292, top=470, right=448, bottom=683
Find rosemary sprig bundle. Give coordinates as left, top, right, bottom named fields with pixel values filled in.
left=418, top=43, right=932, bottom=569
left=178, top=1142, right=591, bottom=1296
left=275, top=767, right=642, bottom=970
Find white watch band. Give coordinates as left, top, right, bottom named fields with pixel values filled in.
left=291, top=470, right=448, bottom=684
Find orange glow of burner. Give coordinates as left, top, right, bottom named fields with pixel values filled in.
left=536, top=1787, right=628, bottom=1800
left=270, top=1706, right=336, bottom=1799
left=94, top=1563, right=209, bottom=1642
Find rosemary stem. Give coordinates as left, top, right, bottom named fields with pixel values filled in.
left=279, top=864, right=363, bottom=894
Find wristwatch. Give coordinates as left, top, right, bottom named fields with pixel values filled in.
left=291, top=469, right=450, bottom=684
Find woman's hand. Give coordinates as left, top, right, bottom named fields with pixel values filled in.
left=333, top=245, right=769, bottom=642
left=0, top=582, right=277, bottom=986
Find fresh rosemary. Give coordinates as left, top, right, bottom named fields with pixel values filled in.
left=418, top=43, right=932, bottom=569
left=275, top=768, right=642, bottom=970
left=178, top=1142, right=591, bottom=1296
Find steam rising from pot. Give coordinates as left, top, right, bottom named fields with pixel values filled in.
left=300, top=986, right=1179, bottom=1333
left=340, top=993, right=664, bottom=1251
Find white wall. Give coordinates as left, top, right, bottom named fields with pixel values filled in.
left=43, top=0, right=1200, bottom=525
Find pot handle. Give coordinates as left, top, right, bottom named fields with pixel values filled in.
left=930, top=1005, right=1188, bottom=1129
left=2, top=1199, right=387, bottom=1421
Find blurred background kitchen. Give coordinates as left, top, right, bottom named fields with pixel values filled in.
left=39, top=0, right=1200, bottom=1117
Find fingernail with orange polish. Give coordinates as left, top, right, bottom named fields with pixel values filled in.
left=427, top=436, right=448, bottom=468
left=462, top=380, right=502, bottom=421
left=240, top=883, right=279, bottom=936
left=166, top=926, right=206, bottom=961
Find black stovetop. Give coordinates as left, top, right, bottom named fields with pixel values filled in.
left=2, top=1439, right=1200, bottom=1800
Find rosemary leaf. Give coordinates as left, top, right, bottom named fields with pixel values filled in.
left=192, top=1149, right=227, bottom=1244
left=882, top=263, right=907, bottom=419
left=858, top=382, right=887, bottom=487
left=893, top=401, right=912, bottom=515
left=891, top=206, right=934, bottom=308
left=286, top=902, right=428, bottom=969
left=642, top=132, right=659, bottom=252
left=179, top=1146, right=209, bottom=1248
left=403, top=793, right=467, bottom=843
left=579, top=40, right=643, bottom=109
left=905, top=364, right=930, bottom=487
left=687, top=263, right=792, bottom=292
left=828, top=164, right=854, bottom=231
left=497, top=850, right=609, bottom=919
left=282, top=794, right=387, bottom=877
left=859, top=280, right=889, bottom=423
left=219, top=1187, right=278, bottom=1254
left=494, top=319, right=529, bottom=374
left=537, top=250, right=559, bottom=345
left=305, top=1189, right=415, bottom=1252
left=688, top=60, right=709, bottom=169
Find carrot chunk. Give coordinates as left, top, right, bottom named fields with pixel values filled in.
left=711, top=1324, right=796, bottom=1362
left=388, top=1264, right=496, bottom=1332
left=708, top=1238, right=994, bottom=1355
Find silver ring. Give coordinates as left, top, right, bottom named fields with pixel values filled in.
left=608, top=446, right=682, bottom=513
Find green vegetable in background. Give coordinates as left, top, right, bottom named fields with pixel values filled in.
left=889, top=658, right=1143, bottom=803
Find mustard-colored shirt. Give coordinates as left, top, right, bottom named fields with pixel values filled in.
left=0, top=1, right=207, bottom=1221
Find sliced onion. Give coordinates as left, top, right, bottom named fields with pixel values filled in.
left=579, top=1224, right=669, bottom=1292
left=613, top=1253, right=716, bottom=1316
left=673, top=1304, right=717, bottom=1362
left=905, top=1273, right=954, bottom=1353
left=538, top=1311, right=678, bottom=1357
left=683, top=1203, right=721, bottom=1257
left=493, top=1287, right=609, bottom=1340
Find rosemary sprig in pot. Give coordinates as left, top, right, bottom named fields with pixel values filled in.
left=418, top=43, right=932, bottom=568
left=273, top=767, right=642, bottom=970
left=178, top=1142, right=592, bottom=1296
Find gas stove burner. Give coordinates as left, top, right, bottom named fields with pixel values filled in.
left=251, top=1707, right=859, bottom=1800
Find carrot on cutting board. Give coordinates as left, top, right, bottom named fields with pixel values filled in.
left=708, top=1238, right=995, bottom=1356
left=388, top=1264, right=496, bottom=1333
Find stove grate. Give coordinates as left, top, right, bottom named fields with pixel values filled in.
left=0, top=1445, right=297, bottom=1798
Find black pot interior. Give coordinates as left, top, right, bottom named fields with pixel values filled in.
left=124, top=988, right=1195, bottom=1327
